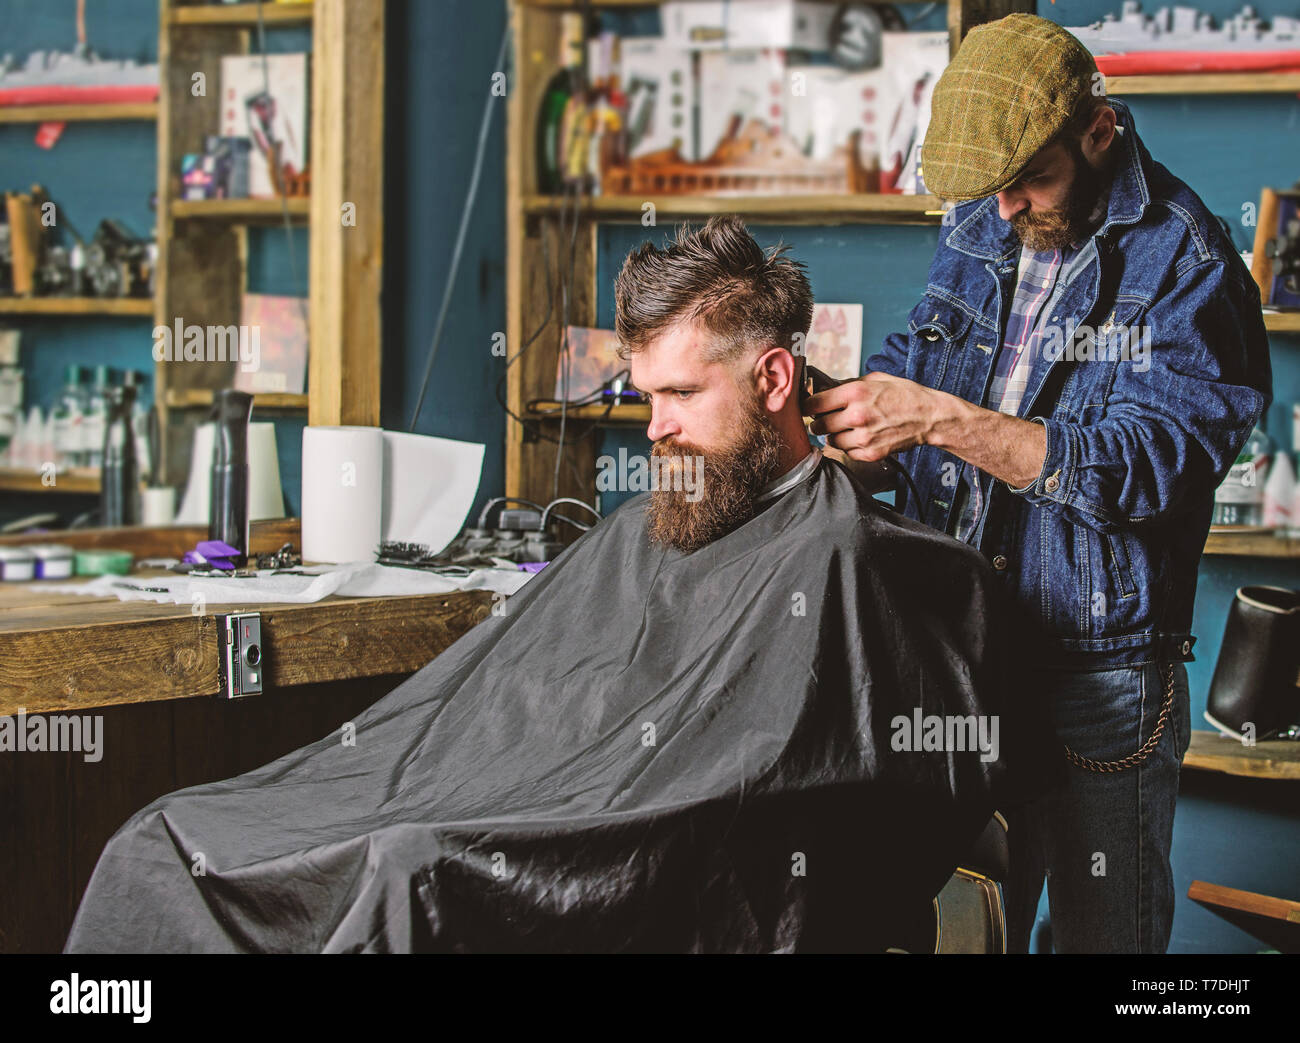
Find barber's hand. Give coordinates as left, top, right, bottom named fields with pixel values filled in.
left=805, top=372, right=941, bottom=462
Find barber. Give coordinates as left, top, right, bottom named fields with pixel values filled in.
left=806, top=14, right=1271, bottom=953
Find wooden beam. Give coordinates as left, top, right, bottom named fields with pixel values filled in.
left=308, top=0, right=384, bottom=427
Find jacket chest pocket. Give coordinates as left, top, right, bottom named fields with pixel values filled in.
left=909, top=299, right=976, bottom=392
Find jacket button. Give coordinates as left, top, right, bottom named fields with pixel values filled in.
left=1044, top=475, right=1061, bottom=493
left=992, top=554, right=1008, bottom=571
left=1181, top=640, right=1191, bottom=655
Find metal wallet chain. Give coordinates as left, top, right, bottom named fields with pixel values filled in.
left=1063, top=662, right=1177, bottom=773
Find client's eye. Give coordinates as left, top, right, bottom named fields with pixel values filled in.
left=675, top=390, right=694, bottom=401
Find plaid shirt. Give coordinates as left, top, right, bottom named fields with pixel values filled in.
left=949, top=242, right=1081, bottom=542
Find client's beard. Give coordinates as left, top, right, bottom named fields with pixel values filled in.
left=1010, top=140, right=1107, bottom=253
left=646, top=393, right=785, bottom=554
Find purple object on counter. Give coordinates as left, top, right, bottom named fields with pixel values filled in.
left=183, top=539, right=241, bottom=571
left=519, top=561, right=548, bottom=573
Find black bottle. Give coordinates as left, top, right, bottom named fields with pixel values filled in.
left=101, top=385, right=138, bottom=527
left=209, top=389, right=254, bottom=566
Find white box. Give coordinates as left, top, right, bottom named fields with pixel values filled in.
left=698, top=48, right=787, bottom=160
left=619, top=37, right=697, bottom=160
left=219, top=52, right=309, bottom=198
left=662, top=1, right=837, bottom=51
left=878, top=31, right=948, bottom=194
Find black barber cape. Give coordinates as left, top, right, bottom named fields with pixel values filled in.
left=66, top=453, right=1050, bottom=953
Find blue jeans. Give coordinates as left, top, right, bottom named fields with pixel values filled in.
left=1003, top=661, right=1192, bottom=953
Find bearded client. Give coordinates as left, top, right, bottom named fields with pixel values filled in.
left=65, top=218, right=1050, bottom=954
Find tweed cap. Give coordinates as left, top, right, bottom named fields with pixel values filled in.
left=921, top=14, right=1100, bottom=201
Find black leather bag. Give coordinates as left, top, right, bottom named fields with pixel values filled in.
left=1206, top=586, right=1300, bottom=741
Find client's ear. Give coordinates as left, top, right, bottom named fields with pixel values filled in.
left=753, top=347, right=798, bottom=413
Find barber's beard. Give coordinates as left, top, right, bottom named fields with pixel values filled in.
left=1010, top=142, right=1107, bottom=252
left=646, top=393, right=785, bottom=554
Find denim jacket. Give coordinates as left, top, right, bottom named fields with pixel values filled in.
left=866, top=99, right=1272, bottom=670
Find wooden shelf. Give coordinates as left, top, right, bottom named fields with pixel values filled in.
left=523, top=193, right=946, bottom=225
left=1264, top=311, right=1300, bottom=332
left=1188, top=880, right=1300, bottom=952
left=169, top=1, right=313, bottom=28
left=0, top=297, right=152, bottom=317
left=171, top=197, right=310, bottom=222
left=0, top=103, right=158, bottom=124
left=1184, top=731, right=1300, bottom=780
left=164, top=389, right=308, bottom=411
left=0, top=466, right=101, bottom=494
left=1203, top=527, right=1300, bottom=557
left=1105, top=72, right=1300, bottom=95
left=527, top=402, right=650, bottom=426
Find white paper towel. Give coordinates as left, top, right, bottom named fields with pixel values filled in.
left=381, top=431, right=484, bottom=556
left=301, top=426, right=384, bottom=563
left=175, top=421, right=286, bottom=523
left=42, top=562, right=535, bottom=604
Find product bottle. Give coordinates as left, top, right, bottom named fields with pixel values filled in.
left=535, top=12, right=587, bottom=194
left=122, top=369, right=152, bottom=480
left=101, top=384, right=138, bottom=526
left=1213, top=426, right=1273, bottom=527
left=51, top=364, right=87, bottom=469
left=209, top=389, right=254, bottom=566
left=82, top=365, right=117, bottom=471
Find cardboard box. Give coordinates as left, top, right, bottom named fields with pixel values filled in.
left=219, top=52, right=309, bottom=198
left=698, top=48, right=787, bottom=160
left=619, top=37, right=697, bottom=160
left=663, top=0, right=837, bottom=51
left=878, top=31, right=948, bottom=194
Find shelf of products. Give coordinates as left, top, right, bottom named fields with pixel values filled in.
left=523, top=193, right=946, bottom=225
left=0, top=103, right=158, bottom=124
left=0, top=297, right=152, bottom=317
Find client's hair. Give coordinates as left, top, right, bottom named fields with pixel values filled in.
left=614, top=215, right=814, bottom=364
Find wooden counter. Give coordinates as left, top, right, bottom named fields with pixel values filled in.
left=0, top=520, right=493, bottom=713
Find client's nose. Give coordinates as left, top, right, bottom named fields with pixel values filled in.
left=647, top=410, right=679, bottom=444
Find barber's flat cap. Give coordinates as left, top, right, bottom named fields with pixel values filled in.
left=921, top=14, right=1100, bottom=201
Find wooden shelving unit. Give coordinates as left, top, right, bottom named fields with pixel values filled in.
left=0, top=102, right=158, bottom=124
left=154, top=0, right=383, bottom=487
left=504, top=0, right=1033, bottom=508
left=0, top=297, right=152, bottom=317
